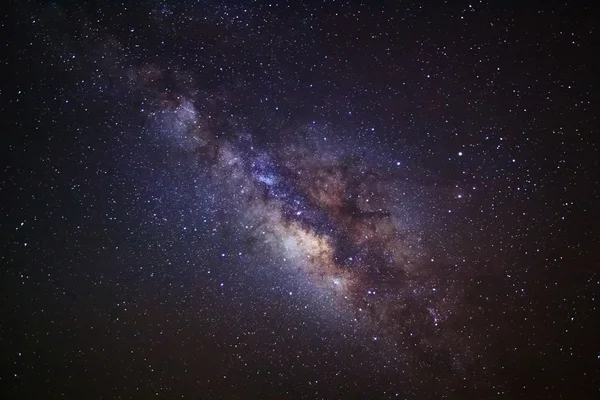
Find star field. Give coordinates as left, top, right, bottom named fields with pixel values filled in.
left=2, top=1, right=599, bottom=398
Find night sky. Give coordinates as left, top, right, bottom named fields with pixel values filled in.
left=2, top=1, right=599, bottom=398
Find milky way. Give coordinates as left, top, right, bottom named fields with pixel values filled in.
left=142, top=85, right=466, bottom=356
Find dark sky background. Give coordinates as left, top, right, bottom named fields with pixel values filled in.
left=2, top=1, right=599, bottom=399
